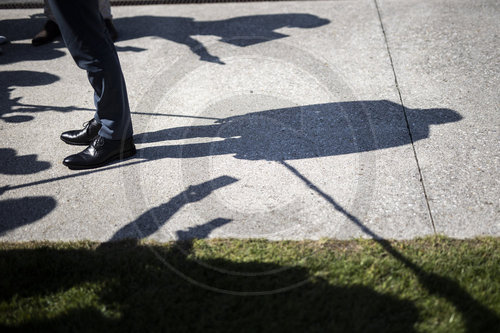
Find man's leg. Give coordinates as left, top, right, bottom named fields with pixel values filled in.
left=48, top=0, right=134, bottom=169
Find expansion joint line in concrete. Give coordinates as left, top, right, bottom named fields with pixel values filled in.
left=373, top=0, right=437, bottom=234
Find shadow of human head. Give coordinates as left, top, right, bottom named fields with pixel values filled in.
left=404, top=105, right=465, bottom=138
left=135, top=100, right=462, bottom=162
left=0, top=148, right=51, bottom=175
left=209, top=13, right=331, bottom=47
left=279, top=13, right=331, bottom=28
left=1, top=70, right=60, bottom=123
left=0, top=196, right=56, bottom=235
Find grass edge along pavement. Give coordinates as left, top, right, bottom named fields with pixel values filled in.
left=0, top=236, right=499, bottom=332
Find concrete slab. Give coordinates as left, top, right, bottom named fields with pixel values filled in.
left=0, top=1, right=463, bottom=241
left=378, top=0, right=500, bottom=237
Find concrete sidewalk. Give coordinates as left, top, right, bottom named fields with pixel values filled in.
left=0, top=0, right=498, bottom=242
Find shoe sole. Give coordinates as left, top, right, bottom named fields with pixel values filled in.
left=63, top=146, right=137, bottom=170
left=32, top=37, right=58, bottom=47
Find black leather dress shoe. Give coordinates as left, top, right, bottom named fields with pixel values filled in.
left=60, top=119, right=102, bottom=146
left=32, top=20, right=61, bottom=46
left=63, top=135, right=136, bottom=170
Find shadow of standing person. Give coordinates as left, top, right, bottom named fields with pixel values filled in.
left=134, top=100, right=462, bottom=162
left=114, top=14, right=330, bottom=64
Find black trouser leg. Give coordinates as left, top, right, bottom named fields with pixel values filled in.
left=48, top=0, right=132, bottom=140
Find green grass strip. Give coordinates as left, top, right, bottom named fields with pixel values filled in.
left=0, top=236, right=499, bottom=332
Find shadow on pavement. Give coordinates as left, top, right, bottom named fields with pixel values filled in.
left=114, top=14, right=330, bottom=64
left=0, top=70, right=92, bottom=123
left=0, top=15, right=66, bottom=65
left=0, top=13, right=329, bottom=65
left=1, top=70, right=58, bottom=123
left=0, top=100, right=462, bottom=237
left=0, top=148, right=51, bottom=174
left=0, top=196, right=56, bottom=235
left=109, top=176, right=238, bottom=241
left=135, top=100, right=462, bottom=161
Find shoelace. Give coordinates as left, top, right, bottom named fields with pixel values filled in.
left=82, top=119, right=100, bottom=135
left=81, top=120, right=92, bottom=134
left=91, top=135, right=105, bottom=148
